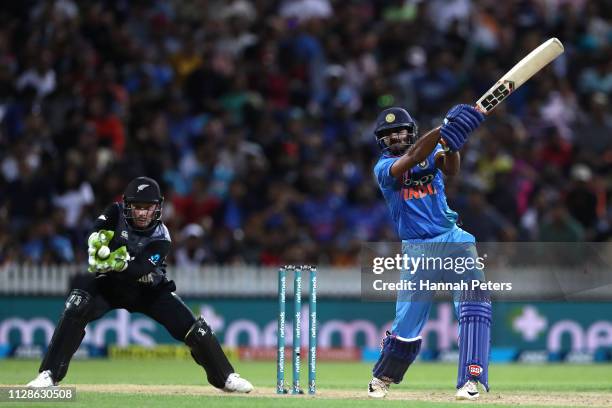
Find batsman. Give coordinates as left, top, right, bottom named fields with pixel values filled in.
left=27, top=176, right=253, bottom=393
left=368, top=105, right=491, bottom=400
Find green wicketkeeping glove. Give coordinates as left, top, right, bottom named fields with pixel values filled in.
left=87, top=230, right=114, bottom=252
left=107, top=246, right=130, bottom=272
left=87, top=230, right=116, bottom=273
left=88, top=258, right=112, bottom=274
left=87, top=246, right=130, bottom=273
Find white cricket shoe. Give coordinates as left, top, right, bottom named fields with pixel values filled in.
left=456, top=379, right=480, bottom=400
left=26, top=370, right=57, bottom=388
left=223, top=373, right=253, bottom=393
left=367, top=377, right=389, bottom=398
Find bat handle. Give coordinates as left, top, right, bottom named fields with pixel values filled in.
left=474, top=104, right=488, bottom=115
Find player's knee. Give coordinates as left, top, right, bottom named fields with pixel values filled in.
left=458, top=289, right=492, bottom=323
left=459, top=287, right=491, bottom=303
left=184, top=317, right=232, bottom=389
left=373, top=334, right=422, bottom=384
left=459, top=302, right=492, bottom=322
left=63, top=289, right=93, bottom=321
left=184, top=317, right=213, bottom=345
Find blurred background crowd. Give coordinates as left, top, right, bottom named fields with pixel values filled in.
left=0, top=0, right=611, bottom=266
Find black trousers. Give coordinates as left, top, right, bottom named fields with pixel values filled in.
left=40, top=274, right=197, bottom=381
left=80, top=275, right=196, bottom=341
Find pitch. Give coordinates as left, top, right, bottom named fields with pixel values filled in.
left=3, top=360, right=611, bottom=407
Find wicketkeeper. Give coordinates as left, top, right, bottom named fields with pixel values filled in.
left=27, top=176, right=253, bottom=393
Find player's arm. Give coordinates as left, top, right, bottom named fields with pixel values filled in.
left=390, top=126, right=442, bottom=178
left=121, top=240, right=171, bottom=280
left=435, top=150, right=460, bottom=176
left=390, top=105, right=483, bottom=178
left=92, top=203, right=120, bottom=231
left=87, top=204, right=121, bottom=273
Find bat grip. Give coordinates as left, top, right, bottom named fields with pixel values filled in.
left=474, top=104, right=488, bottom=115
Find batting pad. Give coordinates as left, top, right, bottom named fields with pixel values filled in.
left=373, top=335, right=422, bottom=384
left=457, top=300, right=492, bottom=391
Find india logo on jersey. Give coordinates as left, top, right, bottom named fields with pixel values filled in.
left=402, top=170, right=437, bottom=200
left=403, top=184, right=438, bottom=200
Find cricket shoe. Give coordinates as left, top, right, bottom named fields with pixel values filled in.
left=223, top=373, right=253, bottom=393
left=367, top=377, right=390, bottom=398
left=26, top=370, right=57, bottom=388
left=455, top=379, right=480, bottom=400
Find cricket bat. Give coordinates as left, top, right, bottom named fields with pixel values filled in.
left=474, top=38, right=564, bottom=114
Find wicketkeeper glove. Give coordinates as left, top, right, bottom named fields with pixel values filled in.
left=87, top=230, right=129, bottom=273
left=88, top=230, right=113, bottom=273
left=440, top=104, right=484, bottom=152
left=88, top=246, right=130, bottom=273
left=106, top=246, right=130, bottom=272
left=87, top=230, right=114, bottom=253
left=88, top=258, right=112, bottom=273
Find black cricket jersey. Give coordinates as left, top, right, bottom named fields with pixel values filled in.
left=92, top=202, right=172, bottom=287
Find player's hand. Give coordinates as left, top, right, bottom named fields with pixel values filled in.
left=87, top=230, right=114, bottom=252
left=88, top=256, right=113, bottom=273
left=107, top=246, right=130, bottom=272
left=440, top=104, right=484, bottom=152
left=87, top=230, right=117, bottom=273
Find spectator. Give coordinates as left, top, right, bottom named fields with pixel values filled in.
left=452, top=183, right=516, bottom=242
left=174, top=223, right=210, bottom=267
left=22, top=220, right=75, bottom=264
left=565, top=164, right=599, bottom=239
left=16, top=51, right=56, bottom=99
left=52, top=166, right=95, bottom=234
left=0, top=0, right=609, bottom=265
left=539, top=203, right=585, bottom=242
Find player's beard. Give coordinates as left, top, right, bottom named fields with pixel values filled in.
left=386, top=142, right=411, bottom=156
left=134, top=217, right=151, bottom=228
left=131, top=207, right=156, bottom=229
left=381, top=130, right=414, bottom=156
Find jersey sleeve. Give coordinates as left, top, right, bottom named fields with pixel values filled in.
left=92, top=203, right=120, bottom=232
left=374, top=157, right=399, bottom=189
left=123, top=239, right=171, bottom=280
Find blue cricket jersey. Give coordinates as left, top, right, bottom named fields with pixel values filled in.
left=373, top=144, right=458, bottom=240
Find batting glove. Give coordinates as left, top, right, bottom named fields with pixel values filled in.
left=441, top=104, right=484, bottom=152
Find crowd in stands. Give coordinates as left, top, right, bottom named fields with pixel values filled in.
left=0, top=0, right=611, bottom=266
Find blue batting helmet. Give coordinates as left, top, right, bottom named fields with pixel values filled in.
left=374, top=107, right=418, bottom=154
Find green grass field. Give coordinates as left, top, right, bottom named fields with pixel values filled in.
left=2, top=360, right=611, bottom=407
